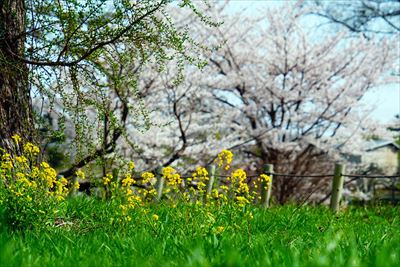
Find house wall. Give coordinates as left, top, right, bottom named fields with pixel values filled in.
left=363, top=147, right=399, bottom=175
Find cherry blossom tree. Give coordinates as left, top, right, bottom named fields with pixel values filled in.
left=127, top=4, right=398, bottom=203
left=309, top=0, right=400, bottom=35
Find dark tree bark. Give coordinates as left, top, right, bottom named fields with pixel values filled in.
left=0, top=0, right=35, bottom=151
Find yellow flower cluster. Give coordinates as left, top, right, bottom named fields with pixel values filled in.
left=235, top=196, right=250, bottom=207
left=1, top=153, right=13, bottom=170
left=258, top=174, right=271, bottom=191
left=192, top=166, right=209, bottom=181
left=190, top=166, right=209, bottom=193
left=187, top=166, right=212, bottom=202
left=163, top=166, right=182, bottom=187
left=53, top=177, right=69, bottom=201
left=141, top=172, right=155, bottom=184
left=138, top=187, right=157, bottom=199
left=10, top=172, right=37, bottom=200
left=101, top=156, right=271, bottom=225
left=215, top=149, right=233, bottom=171
left=0, top=138, right=71, bottom=228
left=127, top=194, right=143, bottom=209
left=15, top=156, right=28, bottom=165
left=118, top=188, right=143, bottom=222
left=0, top=141, right=68, bottom=199
left=76, top=169, right=85, bottom=180
left=23, top=142, right=40, bottom=156
left=103, top=173, right=113, bottom=185
left=11, top=134, right=22, bottom=145
left=229, top=168, right=249, bottom=195
left=137, top=172, right=157, bottom=200
left=103, top=161, right=156, bottom=223
left=121, top=162, right=135, bottom=187
left=73, top=181, right=80, bottom=190
left=224, top=168, right=255, bottom=206
left=122, top=174, right=136, bottom=187
left=40, top=162, right=57, bottom=188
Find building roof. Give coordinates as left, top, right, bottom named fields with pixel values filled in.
left=365, top=140, right=400, bottom=152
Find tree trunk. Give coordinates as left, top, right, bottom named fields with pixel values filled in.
left=0, top=0, right=35, bottom=151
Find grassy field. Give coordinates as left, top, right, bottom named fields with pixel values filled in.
left=0, top=197, right=399, bottom=267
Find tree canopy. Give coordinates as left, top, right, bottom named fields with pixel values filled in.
left=0, top=0, right=217, bottom=169
left=310, top=0, right=400, bottom=35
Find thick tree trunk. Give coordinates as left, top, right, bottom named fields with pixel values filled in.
left=0, top=0, right=35, bottom=151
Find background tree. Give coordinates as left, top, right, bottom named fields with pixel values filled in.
left=0, top=0, right=216, bottom=151
left=126, top=4, right=398, bottom=203
left=0, top=0, right=34, bottom=150
left=309, top=0, right=400, bottom=35
left=0, top=0, right=217, bottom=168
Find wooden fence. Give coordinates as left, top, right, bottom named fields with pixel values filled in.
left=76, top=163, right=399, bottom=212
left=153, top=163, right=399, bottom=212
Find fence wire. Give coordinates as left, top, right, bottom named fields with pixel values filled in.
left=342, top=174, right=399, bottom=179
left=156, top=172, right=399, bottom=180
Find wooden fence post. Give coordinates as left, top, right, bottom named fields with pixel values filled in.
left=205, top=165, right=216, bottom=201
left=67, top=175, right=77, bottom=197
left=261, top=164, right=274, bottom=208
left=330, top=163, right=345, bottom=212
left=155, top=166, right=165, bottom=202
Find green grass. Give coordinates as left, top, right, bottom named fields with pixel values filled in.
left=1, top=197, right=399, bottom=267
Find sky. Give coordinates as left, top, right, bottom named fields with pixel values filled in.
left=224, top=0, right=400, bottom=124
left=361, top=84, right=400, bottom=123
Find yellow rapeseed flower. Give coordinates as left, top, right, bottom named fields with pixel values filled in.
left=40, top=162, right=50, bottom=169
left=230, top=168, right=249, bottom=195
left=236, top=196, right=250, bottom=207
left=11, top=134, right=22, bottom=145
left=31, top=167, right=39, bottom=179
left=56, top=195, right=65, bottom=201
left=1, top=160, right=13, bottom=170
left=152, top=214, right=159, bottom=221
left=192, top=167, right=209, bottom=181
left=23, top=142, right=40, bottom=155
left=74, top=181, right=80, bottom=190
left=141, top=172, right=155, bottom=184
left=103, top=173, right=112, bottom=185
left=163, top=166, right=181, bottom=187
left=126, top=188, right=133, bottom=195
left=129, top=161, right=135, bottom=171
left=127, top=195, right=142, bottom=208
left=15, top=156, right=28, bottom=165
left=215, top=149, right=233, bottom=170
left=39, top=165, right=57, bottom=188
left=60, top=177, right=68, bottom=187
left=258, top=174, right=271, bottom=190
left=122, top=174, right=135, bottom=187
left=75, top=169, right=85, bottom=180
